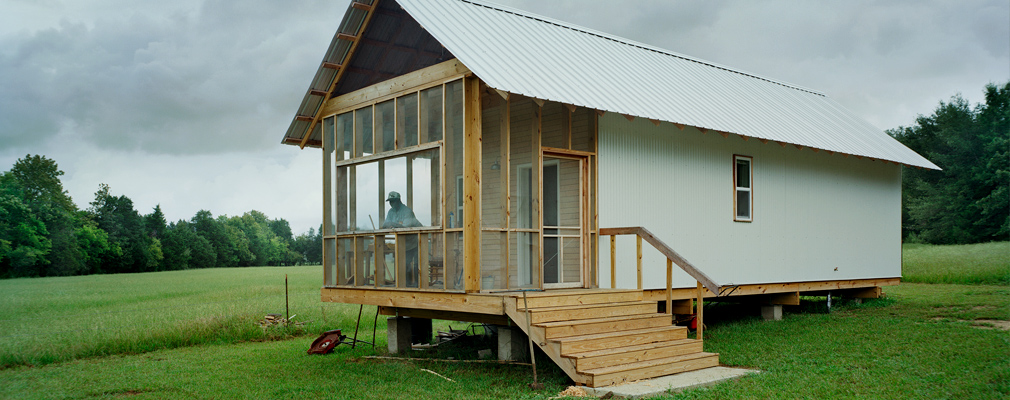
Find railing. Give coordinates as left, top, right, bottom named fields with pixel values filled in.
left=599, top=227, right=720, bottom=342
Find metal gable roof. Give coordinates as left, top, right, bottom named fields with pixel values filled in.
left=392, top=0, right=939, bottom=169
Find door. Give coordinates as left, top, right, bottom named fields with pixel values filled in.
left=542, top=155, right=586, bottom=288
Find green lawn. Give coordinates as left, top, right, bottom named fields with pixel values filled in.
left=0, top=242, right=1008, bottom=399
left=902, top=241, right=1010, bottom=285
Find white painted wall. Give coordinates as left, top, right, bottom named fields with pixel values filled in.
left=597, top=115, right=902, bottom=290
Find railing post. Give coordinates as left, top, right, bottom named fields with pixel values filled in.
left=696, top=281, right=704, bottom=342
left=609, top=235, right=616, bottom=289
left=666, top=258, right=673, bottom=324
left=636, top=235, right=643, bottom=290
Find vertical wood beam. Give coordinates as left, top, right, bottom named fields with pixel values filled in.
left=696, top=281, right=704, bottom=342
left=463, top=76, right=482, bottom=292
left=666, top=259, right=673, bottom=323
left=609, top=236, right=616, bottom=288
left=636, top=235, right=643, bottom=290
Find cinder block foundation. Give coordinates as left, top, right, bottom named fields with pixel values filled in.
left=496, top=325, right=529, bottom=362
left=761, top=305, right=783, bottom=321
left=387, top=316, right=412, bottom=353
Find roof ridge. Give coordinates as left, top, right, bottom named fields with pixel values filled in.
left=458, top=0, right=825, bottom=97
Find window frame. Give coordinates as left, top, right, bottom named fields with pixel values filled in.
left=733, top=154, right=753, bottom=222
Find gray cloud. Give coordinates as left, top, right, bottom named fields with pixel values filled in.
left=0, top=0, right=343, bottom=155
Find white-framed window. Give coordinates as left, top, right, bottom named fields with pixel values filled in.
left=734, top=155, right=753, bottom=222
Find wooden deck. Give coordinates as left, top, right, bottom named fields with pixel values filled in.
left=322, top=278, right=896, bottom=387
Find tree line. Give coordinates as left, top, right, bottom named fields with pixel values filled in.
left=0, top=155, right=322, bottom=278
left=889, top=81, right=1009, bottom=244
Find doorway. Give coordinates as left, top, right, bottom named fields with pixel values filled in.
left=542, top=154, right=586, bottom=288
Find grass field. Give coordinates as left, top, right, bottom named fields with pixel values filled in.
left=0, top=243, right=1008, bottom=399
left=902, top=241, right=1010, bottom=285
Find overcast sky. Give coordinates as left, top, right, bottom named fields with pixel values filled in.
left=1, top=0, right=1007, bottom=234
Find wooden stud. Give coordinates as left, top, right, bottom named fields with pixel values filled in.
left=825, top=150, right=834, bottom=155
left=494, top=88, right=509, bottom=101
left=793, top=144, right=804, bottom=150
left=636, top=235, right=643, bottom=290
left=609, top=236, right=616, bottom=289
left=337, top=33, right=357, bottom=42
left=309, top=89, right=329, bottom=97
left=811, top=147, right=820, bottom=153
left=759, top=138, right=769, bottom=144
left=649, top=119, right=661, bottom=127
left=739, top=134, right=749, bottom=141
left=777, top=141, right=787, bottom=147
left=718, top=131, right=729, bottom=138
left=666, top=258, right=673, bottom=324
left=532, top=98, right=545, bottom=107
left=673, top=123, right=685, bottom=130
left=295, top=115, right=314, bottom=122
left=463, top=76, right=482, bottom=293
left=321, top=62, right=342, bottom=70
left=564, top=103, right=576, bottom=113
left=698, top=128, right=708, bottom=135
left=595, top=110, right=605, bottom=117
left=696, top=281, right=704, bottom=341
left=623, top=114, right=635, bottom=122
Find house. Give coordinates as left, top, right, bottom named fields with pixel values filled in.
left=280, top=0, right=938, bottom=387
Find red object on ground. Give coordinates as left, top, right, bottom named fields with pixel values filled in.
left=307, top=329, right=344, bottom=355
left=690, top=316, right=698, bottom=330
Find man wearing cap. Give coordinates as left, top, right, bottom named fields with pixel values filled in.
left=381, top=192, right=422, bottom=286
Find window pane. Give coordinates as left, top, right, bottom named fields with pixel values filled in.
left=355, top=107, right=373, bottom=157
left=397, top=93, right=419, bottom=148
left=356, top=162, right=379, bottom=231
left=337, top=166, right=349, bottom=232
left=736, top=190, right=751, bottom=219
left=444, top=80, right=464, bottom=229
left=562, top=237, right=581, bottom=284
left=541, top=102, right=567, bottom=149
left=421, top=233, right=444, bottom=290
left=410, top=149, right=440, bottom=227
left=337, top=112, right=353, bottom=160
left=323, top=116, right=335, bottom=236
left=571, top=108, right=594, bottom=152
left=419, top=86, right=442, bottom=143
left=376, top=100, right=395, bottom=153
left=378, top=235, right=396, bottom=287
left=736, top=159, right=750, bottom=188
left=510, top=98, right=540, bottom=229
left=380, top=157, right=409, bottom=229
left=355, top=236, right=375, bottom=286
left=482, top=98, right=507, bottom=228
left=337, top=237, right=353, bottom=285
left=510, top=231, right=540, bottom=289
left=543, top=236, right=559, bottom=284
left=481, top=232, right=507, bottom=290
left=398, top=234, right=420, bottom=289
left=324, top=238, right=336, bottom=286
left=445, top=232, right=464, bottom=290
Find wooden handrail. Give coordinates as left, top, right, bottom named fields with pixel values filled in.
left=599, top=227, right=720, bottom=295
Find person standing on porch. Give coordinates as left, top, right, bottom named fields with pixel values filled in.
left=382, top=192, right=422, bottom=286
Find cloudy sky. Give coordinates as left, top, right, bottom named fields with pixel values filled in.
left=1, top=0, right=1007, bottom=234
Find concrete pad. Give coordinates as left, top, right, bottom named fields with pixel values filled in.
left=583, top=367, right=758, bottom=399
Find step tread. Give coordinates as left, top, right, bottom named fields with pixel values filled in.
left=520, top=301, right=653, bottom=312
left=535, top=313, right=668, bottom=328
left=553, top=326, right=684, bottom=343
left=564, top=338, right=701, bottom=359
left=581, top=352, right=719, bottom=376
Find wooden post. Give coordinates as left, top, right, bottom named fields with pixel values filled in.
left=609, top=235, right=616, bottom=288
left=462, top=76, right=482, bottom=292
left=636, top=235, right=643, bottom=290
left=696, top=281, right=704, bottom=342
left=666, top=259, right=672, bottom=323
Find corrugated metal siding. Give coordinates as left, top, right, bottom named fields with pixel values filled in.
left=598, top=114, right=902, bottom=289
left=396, top=0, right=937, bottom=170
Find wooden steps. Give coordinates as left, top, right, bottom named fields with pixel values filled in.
left=503, top=289, right=719, bottom=387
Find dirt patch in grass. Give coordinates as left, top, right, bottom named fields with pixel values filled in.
left=972, top=319, right=1010, bottom=331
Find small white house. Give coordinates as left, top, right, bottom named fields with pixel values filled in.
left=280, top=0, right=938, bottom=387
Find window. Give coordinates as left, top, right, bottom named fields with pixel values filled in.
left=734, top=155, right=753, bottom=222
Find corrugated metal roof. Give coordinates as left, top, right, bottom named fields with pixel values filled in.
left=394, top=0, right=938, bottom=169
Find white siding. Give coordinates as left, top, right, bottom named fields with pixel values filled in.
left=598, top=114, right=902, bottom=289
